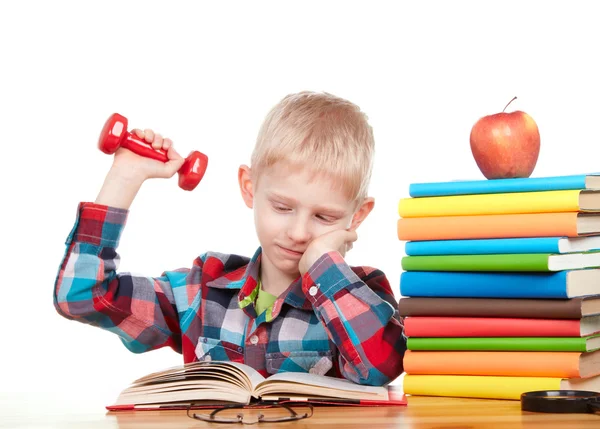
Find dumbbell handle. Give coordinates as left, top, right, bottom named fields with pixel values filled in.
left=121, top=130, right=171, bottom=163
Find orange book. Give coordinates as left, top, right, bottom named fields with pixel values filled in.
left=397, top=212, right=600, bottom=241
left=403, top=349, right=600, bottom=378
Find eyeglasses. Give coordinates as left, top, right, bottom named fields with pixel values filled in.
left=187, top=402, right=314, bottom=425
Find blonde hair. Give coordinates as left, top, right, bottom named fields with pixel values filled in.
left=251, top=91, right=374, bottom=203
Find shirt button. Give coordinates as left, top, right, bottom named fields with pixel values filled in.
left=204, top=355, right=212, bottom=362
left=309, top=286, right=318, bottom=296
left=237, top=346, right=243, bottom=353
left=250, top=335, right=259, bottom=345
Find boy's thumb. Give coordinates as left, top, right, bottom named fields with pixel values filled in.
left=165, top=157, right=185, bottom=177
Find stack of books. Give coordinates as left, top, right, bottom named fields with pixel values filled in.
left=396, top=173, right=600, bottom=400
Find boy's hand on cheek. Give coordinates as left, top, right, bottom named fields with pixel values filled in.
left=299, top=229, right=358, bottom=274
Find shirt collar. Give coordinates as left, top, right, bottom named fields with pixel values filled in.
left=205, top=247, right=312, bottom=312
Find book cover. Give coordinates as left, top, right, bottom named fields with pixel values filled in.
left=397, top=212, right=600, bottom=241
left=404, top=236, right=600, bottom=256
left=400, top=252, right=600, bottom=272
left=397, top=296, right=600, bottom=319
left=403, top=374, right=600, bottom=400
left=403, top=349, right=600, bottom=378
left=398, top=190, right=600, bottom=218
left=408, top=174, right=600, bottom=198
left=406, top=335, right=600, bottom=352
left=399, top=270, right=600, bottom=299
left=403, top=316, right=600, bottom=337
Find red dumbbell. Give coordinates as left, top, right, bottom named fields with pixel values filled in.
left=98, top=113, right=208, bottom=191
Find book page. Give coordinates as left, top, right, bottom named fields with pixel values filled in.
left=115, top=361, right=267, bottom=407
left=114, top=386, right=251, bottom=406
left=225, top=361, right=266, bottom=390
left=254, top=372, right=388, bottom=400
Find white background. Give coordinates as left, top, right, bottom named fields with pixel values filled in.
left=1, top=0, right=599, bottom=405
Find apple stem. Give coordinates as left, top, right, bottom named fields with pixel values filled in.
left=503, top=96, right=517, bottom=112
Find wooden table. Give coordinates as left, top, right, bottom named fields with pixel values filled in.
left=2, top=393, right=599, bottom=428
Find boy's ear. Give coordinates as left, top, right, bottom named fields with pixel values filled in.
left=238, top=165, right=254, bottom=208
left=348, top=197, right=375, bottom=231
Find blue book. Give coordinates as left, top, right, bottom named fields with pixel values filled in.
left=409, top=174, right=600, bottom=197
left=399, top=270, right=600, bottom=298
left=404, top=236, right=600, bottom=256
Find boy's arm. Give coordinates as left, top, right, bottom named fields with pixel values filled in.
left=301, top=251, right=407, bottom=386
left=54, top=128, right=192, bottom=353
left=54, top=202, right=195, bottom=354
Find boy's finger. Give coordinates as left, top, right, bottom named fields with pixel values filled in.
left=152, top=133, right=164, bottom=150
left=163, top=138, right=173, bottom=150
left=164, top=157, right=185, bottom=177
left=144, top=128, right=155, bottom=143
left=132, top=128, right=144, bottom=139
left=167, top=146, right=183, bottom=161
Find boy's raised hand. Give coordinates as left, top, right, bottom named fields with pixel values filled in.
left=111, top=128, right=186, bottom=182
left=96, top=128, right=186, bottom=210
left=298, top=229, right=358, bottom=275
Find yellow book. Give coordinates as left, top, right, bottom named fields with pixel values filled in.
left=403, top=374, right=600, bottom=400
left=398, top=190, right=600, bottom=218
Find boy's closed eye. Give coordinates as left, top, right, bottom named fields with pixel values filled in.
left=270, top=203, right=340, bottom=224
left=272, top=204, right=291, bottom=212
left=315, top=214, right=338, bottom=223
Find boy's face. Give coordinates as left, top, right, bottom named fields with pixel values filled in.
left=238, top=161, right=373, bottom=284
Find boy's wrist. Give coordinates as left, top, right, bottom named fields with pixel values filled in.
left=106, top=163, right=148, bottom=187
left=299, top=246, right=331, bottom=275
left=95, top=166, right=146, bottom=209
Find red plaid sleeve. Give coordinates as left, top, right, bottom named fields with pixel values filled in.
left=302, top=251, right=406, bottom=385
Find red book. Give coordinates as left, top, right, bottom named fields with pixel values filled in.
left=404, top=316, right=600, bottom=337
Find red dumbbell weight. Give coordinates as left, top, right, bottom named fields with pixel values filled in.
left=98, top=113, right=208, bottom=191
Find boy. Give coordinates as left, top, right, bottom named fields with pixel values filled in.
left=54, top=91, right=406, bottom=386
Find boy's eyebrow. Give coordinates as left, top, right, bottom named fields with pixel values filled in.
left=268, top=192, right=295, bottom=203
left=267, top=192, right=347, bottom=216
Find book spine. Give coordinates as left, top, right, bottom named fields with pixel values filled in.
left=401, top=254, right=551, bottom=272
left=404, top=237, right=561, bottom=256
left=397, top=212, right=579, bottom=241
left=403, top=350, right=584, bottom=378
left=406, top=337, right=589, bottom=352
left=408, top=175, right=587, bottom=198
left=403, top=374, right=562, bottom=400
left=398, top=190, right=584, bottom=218
left=399, top=271, right=569, bottom=298
left=403, top=317, right=583, bottom=337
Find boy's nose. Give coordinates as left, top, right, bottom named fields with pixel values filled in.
left=287, top=218, right=311, bottom=243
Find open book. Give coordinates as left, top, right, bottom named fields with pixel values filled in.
left=107, top=361, right=406, bottom=411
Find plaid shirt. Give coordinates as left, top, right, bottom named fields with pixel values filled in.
left=54, top=203, right=406, bottom=386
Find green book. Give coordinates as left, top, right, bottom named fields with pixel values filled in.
left=407, top=336, right=600, bottom=352
left=401, top=252, right=600, bottom=272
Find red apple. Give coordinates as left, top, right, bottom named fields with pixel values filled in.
left=470, top=97, right=540, bottom=179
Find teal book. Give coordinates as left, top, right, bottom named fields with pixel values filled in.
left=404, top=236, right=600, bottom=256
left=409, top=173, right=600, bottom=197
left=407, top=336, right=600, bottom=352
left=401, top=252, right=600, bottom=272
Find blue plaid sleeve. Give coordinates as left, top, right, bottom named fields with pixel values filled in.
left=54, top=202, right=186, bottom=354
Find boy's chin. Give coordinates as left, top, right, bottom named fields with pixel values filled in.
left=271, top=258, right=301, bottom=277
